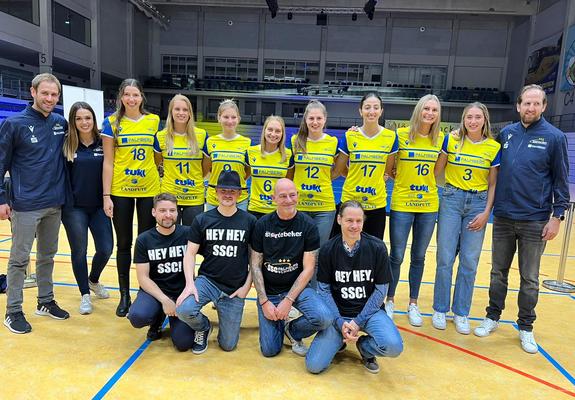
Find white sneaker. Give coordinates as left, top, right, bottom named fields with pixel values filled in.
left=407, top=303, right=423, bottom=327
left=519, top=330, right=538, bottom=354
left=432, top=312, right=446, bottom=330
left=454, top=315, right=470, bottom=335
left=89, top=281, right=110, bottom=299
left=474, top=318, right=498, bottom=337
left=79, top=294, right=93, bottom=315
left=284, top=320, right=308, bottom=356
left=385, top=301, right=395, bottom=320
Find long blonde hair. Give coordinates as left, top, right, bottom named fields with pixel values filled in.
left=456, top=102, right=493, bottom=153
left=260, top=115, right=287, bottom=163
left=294, top=100, right=327, bottom=154
left=112, top=78, right=148, bottom=137
left=63, top=102, right=100, bottom=162
left=408, top=94, right=442, bottom=146
left=164, top=94, right=198, bottom=155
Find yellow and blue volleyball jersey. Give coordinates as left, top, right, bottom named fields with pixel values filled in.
left=391, top=126, right=444, bottom=212
left=101, top=114, right=160, bottom=197
left=154, top=128, right=207, bottom=206
left=291, top=133, right=338, bottom=212
left=443, top=134, right=501, bottom=192
left=246, top=145, right=294, bottom=213
left=340, top=127, right=398, bottom=209
left=204, top=134, right=251, bottom=205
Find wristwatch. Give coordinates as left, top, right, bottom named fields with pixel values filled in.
left=552, top=214, right=565, bottom=221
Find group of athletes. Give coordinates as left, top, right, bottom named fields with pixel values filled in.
left=0, top=72, right=569, bottom=374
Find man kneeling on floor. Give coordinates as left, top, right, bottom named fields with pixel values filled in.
left=128, top=193, right=195, bottom=351
left=251, top=178, right=331, bottom=357
left=306, top=201, right=403, bottom=374
left=176, top=170, right=256, bottom=354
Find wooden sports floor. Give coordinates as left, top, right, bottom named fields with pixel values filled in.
left=0, top=219, right=574, bottom=400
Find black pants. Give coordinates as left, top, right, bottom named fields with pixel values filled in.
left=178, top=204, right=204, bottom=226
left=330, top=203, right=387, bottom=240
left=111, top=196, right=155, bottom=277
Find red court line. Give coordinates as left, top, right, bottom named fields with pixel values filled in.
left=397, top=325, right=575, bottom=398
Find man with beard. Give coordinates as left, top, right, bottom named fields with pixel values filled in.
left=128, top=193, right=195, bottom=351
left=474, top=84, right=570, bottom=354
left=0, top=73, right=69, bottom=334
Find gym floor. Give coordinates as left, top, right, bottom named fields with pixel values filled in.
left=0, top=220, right=574, bottom=399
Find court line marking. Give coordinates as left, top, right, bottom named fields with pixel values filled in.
left=397, top=325, right=575, bottom=397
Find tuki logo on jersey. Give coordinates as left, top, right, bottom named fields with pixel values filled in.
left=301, top=183, right=321, bottom=192
left=410, top=184, right=429, bottom=192
left=355, top=185, right=376, bottom=195
left=125, top=168, right=146, bottom=177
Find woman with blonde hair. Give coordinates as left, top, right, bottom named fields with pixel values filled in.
left=431, top=102, right=500, bottom=334
left=385, top=94, right=444, bottom=326
left=246, top=115, right=294, bottom=219
left=62, top=102, right=113, bottom=315
left=154, top=94, right=208, bottom=225
left=203, top=99, right=251, bottom=211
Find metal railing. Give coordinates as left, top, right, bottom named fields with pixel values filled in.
left=0, top=75, right=33, bottom=100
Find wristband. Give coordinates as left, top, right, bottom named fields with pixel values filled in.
left=260, top=299, right=269, bottom=306
left=285, top=295, right=295, bottom=303
left=103, top=194, right=111, bottom=197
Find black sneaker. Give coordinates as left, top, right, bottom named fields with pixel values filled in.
left=356, top=337, right=380, bottom=374
left=147, top=326, right=163, bottom=341
left=4, top=312, right=32, bottom=334
left=35, top=300, right=70, bottom=320
left=192, top=324, right=212, bottom=355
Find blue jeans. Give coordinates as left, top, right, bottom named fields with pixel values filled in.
left=257, top=287, right=332, bottom=357
left=305, top=310, right=403, bottom=374
left=205, top=198, right=248, bottom=212
left=486, top=217, right=547, bottom=332
left=301, top=210, right=336, bottom=288
left=62, top=207, right=113, bottom=295
left=128, top=290, right=195, bottom=351
left=388, top=210, right=437, bottom=299
left=176, top=276, right=246, bottom=351
left=433, top=186, right=487, bottom=316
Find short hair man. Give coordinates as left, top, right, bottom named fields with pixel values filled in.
left=127, top=193, right=195, bottom=351
left=176, top=170, right=256, bottom=353
left=474, top=85, right=570, bottom=354
left=306, top=201, right=403, bottom=374
left=0, top=73, right=69, bottom=334
left=250, top=178, right=331, bottom=357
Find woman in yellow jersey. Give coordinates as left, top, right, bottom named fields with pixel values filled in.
left=102, top=79, right=160, bottom=317
left=334, top=93, right=398, bottom=239
left=386, top=94, right=444, bottom=327
left=431, top=102, right=500, bottom=334
left=203, top=99, right=251, bottom=211
left=246, top=115, right=294, bottom=219
left=291, top=100, right=339, bottom=248
left=154, top=94, right=209, bottom=225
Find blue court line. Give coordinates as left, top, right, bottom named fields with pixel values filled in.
left=511, top=323, right=575, bottom=387
left=0, top=237, right=12, bottom=243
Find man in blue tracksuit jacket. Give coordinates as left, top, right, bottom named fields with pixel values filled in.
left=474, top=84, right=569, bottom=354
left=0, top=73, right=71, bottom=334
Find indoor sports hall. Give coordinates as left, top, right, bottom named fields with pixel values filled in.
left=0, top=0, right=574, bottom=399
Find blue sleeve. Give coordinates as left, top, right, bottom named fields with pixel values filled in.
left=338, top=134, right=349, bottom=155
left=0, top=120, right=14, bottom=205
left=353, top=284, right=388, bottom=328
left=551, top=132, right=570, bottom=217
left=317, top=282, right=345, bottom=331
left=441, top=134, right=449, bottom=154
left=244, top=151, right=250, bottom=166
left=390, top=133, right=399, bottom=154
left=101, top=118, right=114, bottom=138
left=153, top=135, right=161, bottom=152
left=491, top=148, right=501, bottom=167
left=201, top=139, right=209, bottom=158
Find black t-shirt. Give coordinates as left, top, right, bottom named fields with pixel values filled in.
left=318, top=232, right=391, bottom=318
left=252, top=211, right=320, bottom=295
left=189, top=208, right=256, bottom=295
left=67, top=138, right=104, bottom=208
left=134, top=225, right=189, bottom=299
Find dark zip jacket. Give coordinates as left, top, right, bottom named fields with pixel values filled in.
left=0, top=105, right=68, bottom=211
left=493, top=117, right=569, bottom=221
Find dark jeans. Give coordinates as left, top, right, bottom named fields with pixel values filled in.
left=486, top=217, right=547, bottom=332
left=110, top=196, right=155, bottom=277
left=62, top=207, right=113, bottom=295
left=178, top=205, right=204, bottom=226
left=128, top=290, right=195, bottom=351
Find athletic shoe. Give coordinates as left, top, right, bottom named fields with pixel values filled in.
left=474, top=318, right=498, bottom=337
left=192, top=324, right=212, bottom=355
left=284, top=320, right=308, bottom=356
left=385, top=301, right=395, bottom=320
left=407, top=303, right=423, bottom=327
left=147, top=326, right=163, bottom=341
left=356, top=336, right=379, bottom=374
left=35, top=300, right=70, bottom=320
left=79, top=294, right=93, bottom=315
left=432, top=311, right=446, bottom=330
left=454, top=315, right=470, bottom=335
left=89, top=281, right=110, bottom=299
left=519, top=330, right=538, bottom=354
left=4, top=312, right=32, bottom=334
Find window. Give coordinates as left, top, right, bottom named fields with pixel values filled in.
left=324, top=63, right=382, bottom=84
left=264, top=59, right=319, bottom=83
left=204, top=57, right=258, bottom=80
left=53, top=2, right=91, bottom=46
left=162, top=55, right=198, bottom=76
left=0, top=0, right=39, bottom=25
left=387, top=64, right=447, bottom=88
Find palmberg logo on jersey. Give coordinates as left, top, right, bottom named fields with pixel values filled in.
left=455, top=156, right=461, bottom=162
left=408, top=151, right=415, bottom=157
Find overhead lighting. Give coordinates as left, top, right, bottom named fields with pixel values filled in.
left=266, top=0, right=279, bottom=19
left=128, top=0, right=170, bottom=30
left=363, top=0, right=377, bottom=20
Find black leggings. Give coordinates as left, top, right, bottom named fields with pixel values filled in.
left=330, top=203, right=387, bottom=240
left=111, top=196, right=155, bottom=276
left=178, top=205, right=204, bottom=226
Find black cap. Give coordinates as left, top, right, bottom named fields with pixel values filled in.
left=216, top=170, right=242, bottom=190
